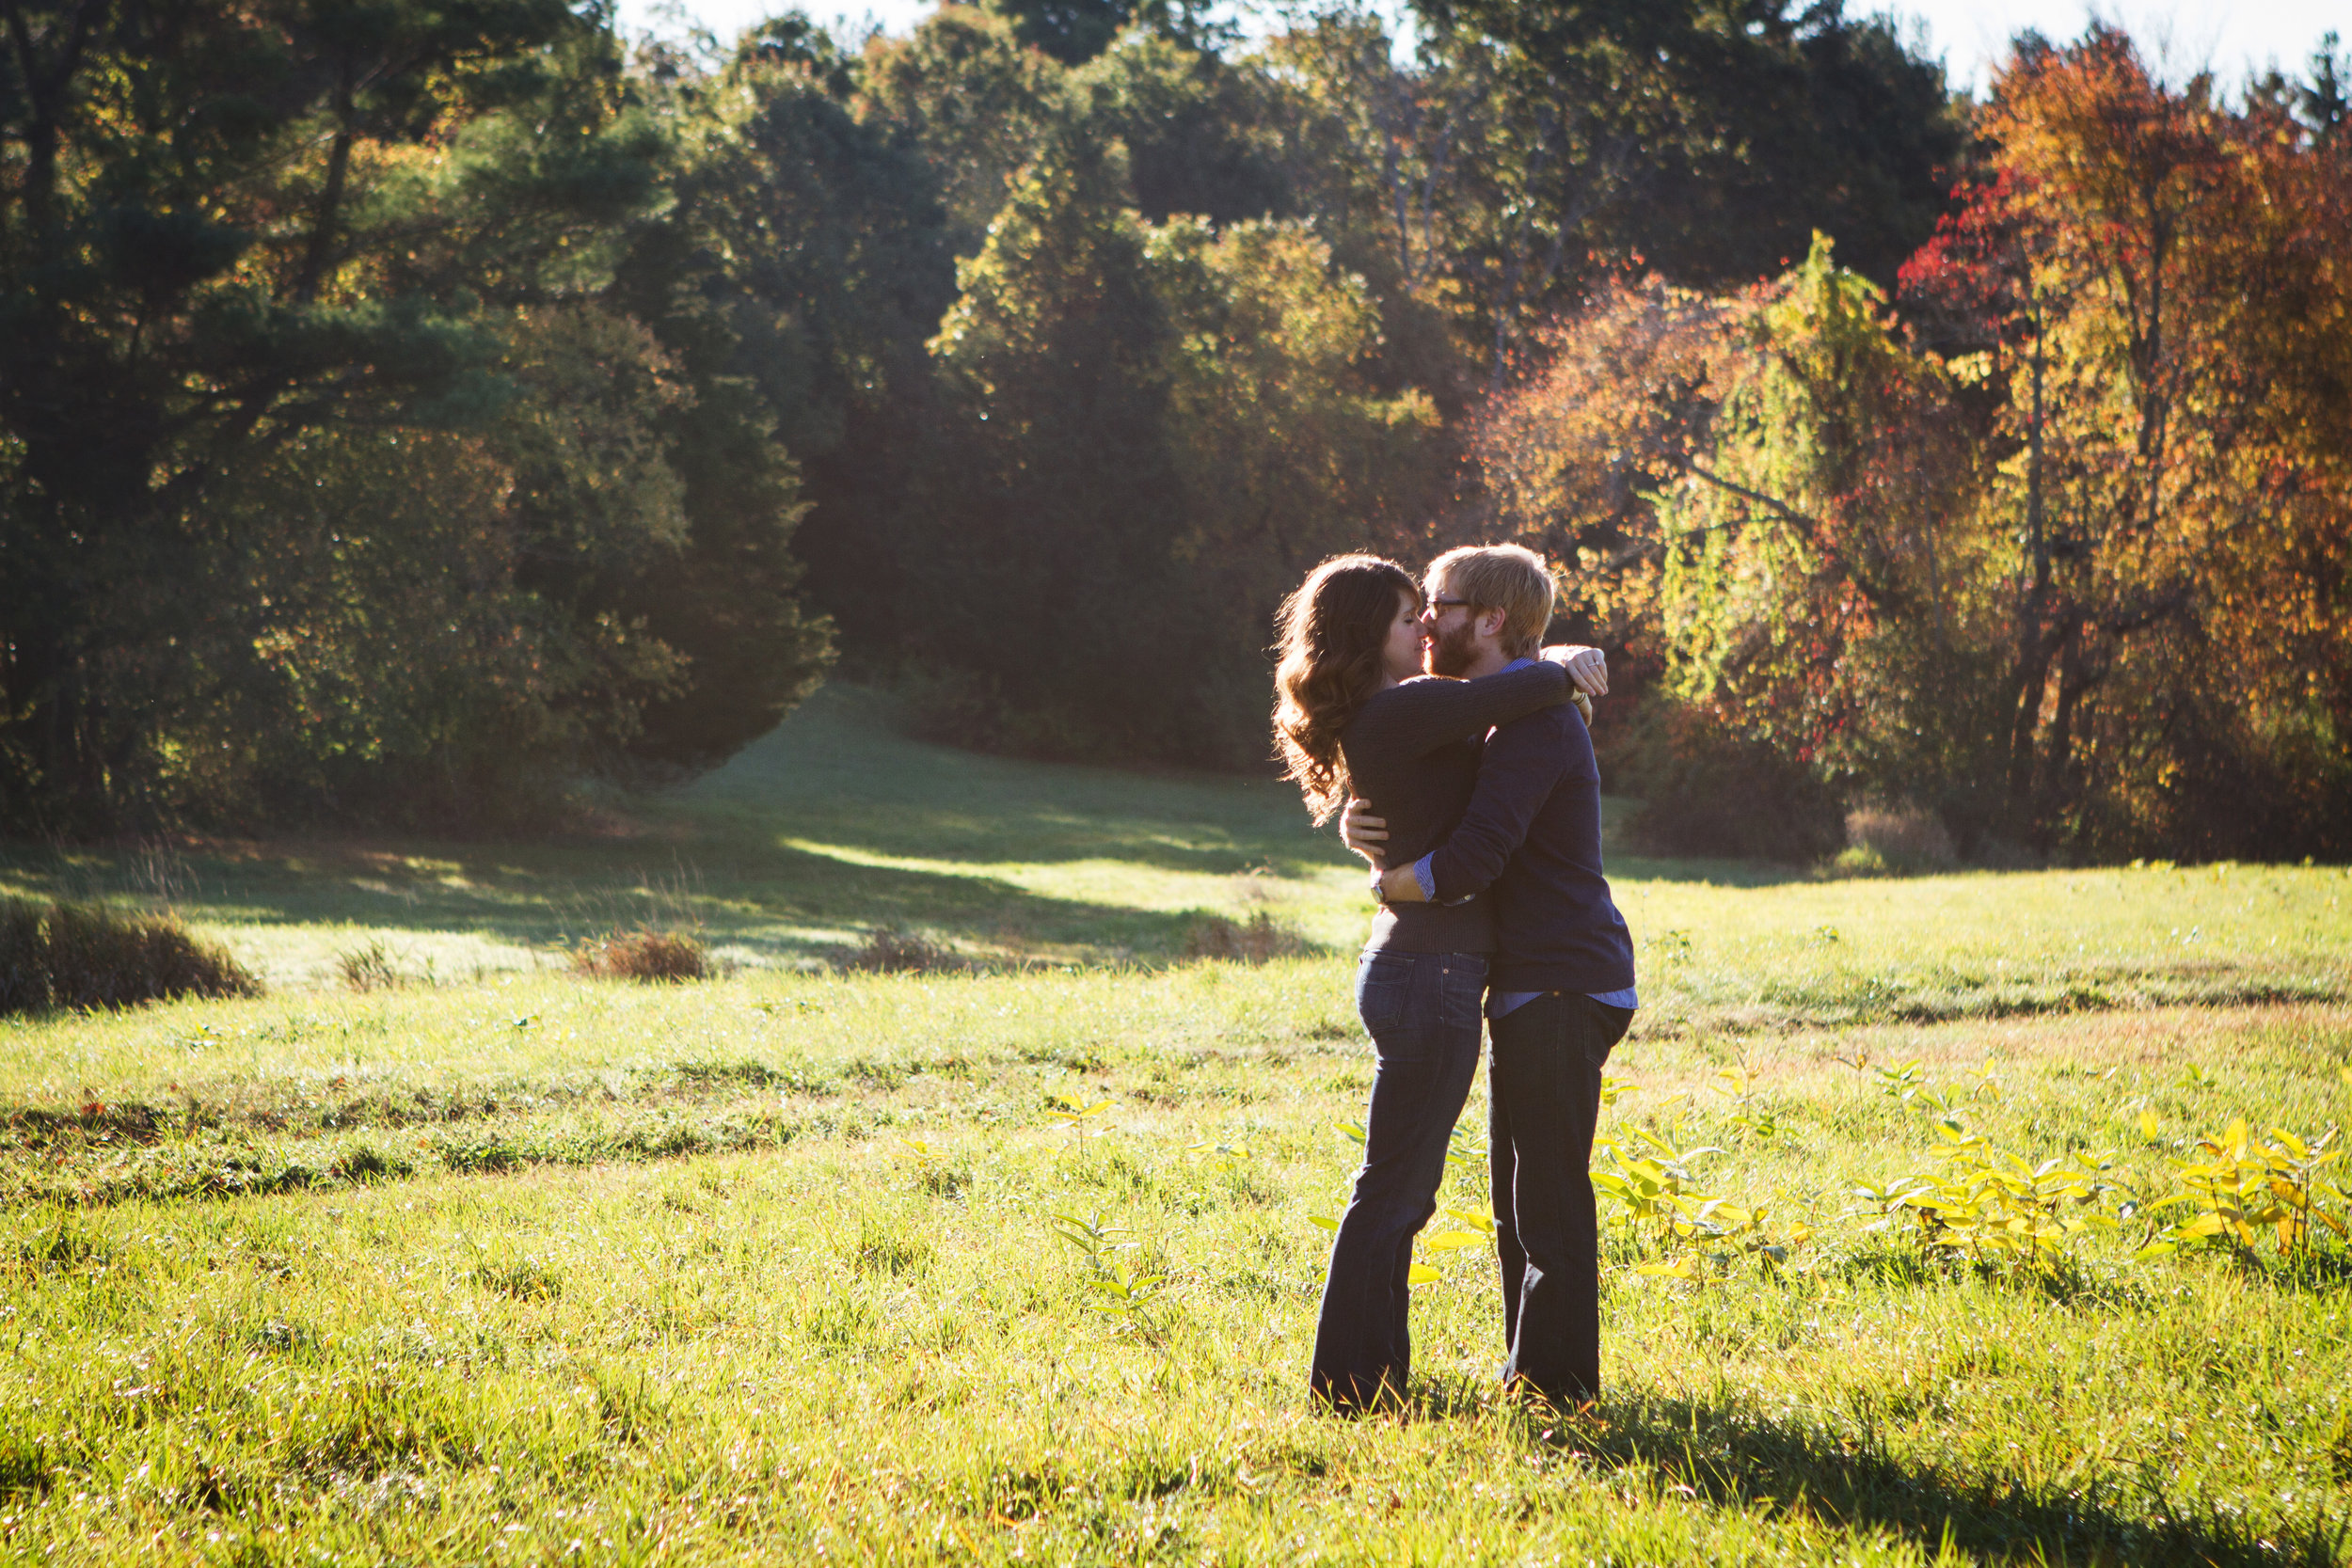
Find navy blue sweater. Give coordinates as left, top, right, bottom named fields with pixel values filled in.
left=1426, top=689, right=1636, bottom=994
left=1341, top=662, right=1575, bottom=955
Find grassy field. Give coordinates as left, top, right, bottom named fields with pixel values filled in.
left=4, top=688, right=2351, bottom=1564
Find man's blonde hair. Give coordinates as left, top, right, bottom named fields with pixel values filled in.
left=1426, top=544, right=1557, bottom=659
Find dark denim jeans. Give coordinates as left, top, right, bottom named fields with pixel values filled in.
left=1309, top=948, right=1487, bottom=1412
left=1488, top=990, right=1633, bottom=1406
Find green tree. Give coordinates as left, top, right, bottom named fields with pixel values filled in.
left=908, top=129, right=1444, bottom=764
left=1070, top=32, right=1291, bottom=228
left=859, top=7, right=1067, bottom=260
left=1148, top=215, right=1444, bottom=738
left=915, top=131, right=1196, bottom=754
left=1408, top=0, right=1963, bottom=291
left=613, top=35, right=956, bottom=741
left=157, top=306, right=697, bottom=826
left=984, top=0, right=1232, bottom=66
left=0, top=0, right=663, bottom=830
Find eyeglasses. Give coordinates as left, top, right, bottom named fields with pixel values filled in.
left=1423, top=596, right=1476, bottom=614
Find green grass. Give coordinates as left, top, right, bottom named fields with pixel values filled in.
left=3, top=687, right=2351, bottom=1564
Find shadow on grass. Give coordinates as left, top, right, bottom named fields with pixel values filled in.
left=0, top=685, right=1828, bottom=970
left=1557, top=1390, right=2346, bottom=1567
left=1822, top=1245, right=2165, bottom=1310
left=0, top=834, right=1251, bottom=966
left=675, top=685, right=1354, bottom=879
left=2223, top=1243, right=2352, bottom=1292
left=687, top=685, right=1828, bottom=888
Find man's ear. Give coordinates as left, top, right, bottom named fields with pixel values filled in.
left=1478, top=606, right=1507, bottom=643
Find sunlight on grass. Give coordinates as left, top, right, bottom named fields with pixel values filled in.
left=8, top=685, right=2339, bottom=1011
left=1, top=990, right=2347, bottom=1564
left=2, top=689, right=2350, bottom=1562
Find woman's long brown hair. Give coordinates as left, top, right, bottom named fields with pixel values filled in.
left=1272, top=554, right=1419, bottom=823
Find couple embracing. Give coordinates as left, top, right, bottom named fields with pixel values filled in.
left=1272, top=545, right=1636, bottom=1416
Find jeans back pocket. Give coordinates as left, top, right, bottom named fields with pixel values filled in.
left=1355, top=952, right=1414, bottom=1038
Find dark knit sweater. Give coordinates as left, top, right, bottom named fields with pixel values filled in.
left=1426, top=691, right=1636, bottom=993
left=1339, top=662, right=1575, bottom=954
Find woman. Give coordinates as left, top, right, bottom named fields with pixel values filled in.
left=1272, top=553, right=1597, bottom=1413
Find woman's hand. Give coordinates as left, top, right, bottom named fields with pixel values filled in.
left=1541, top=643, right=1608, bottom=696
left=1339, top=798, right=1388, bottom=867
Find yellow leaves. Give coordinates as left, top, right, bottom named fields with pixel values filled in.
left=1419, top=1230, right=1486, bottom=1254
left=2138, top=1121, right=2346, bottom=1260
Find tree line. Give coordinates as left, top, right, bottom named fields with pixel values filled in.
left=1, top=0, right=2341, bottom=860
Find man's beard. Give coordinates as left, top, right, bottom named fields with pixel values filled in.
left=1425, top=618, right=1479, bottom=677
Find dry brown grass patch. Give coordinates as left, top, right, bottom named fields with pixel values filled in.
left=846, top=926, right=965, bottom=974
left=1183, top=910, right=1315, bottom=963
left=572, top=928, right=708, bottom=982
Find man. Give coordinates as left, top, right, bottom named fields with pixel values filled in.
left=1343, top=543, right=1637, bottom=1410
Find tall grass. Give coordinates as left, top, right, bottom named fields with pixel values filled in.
left=0, top=896, right=259, bottom=1016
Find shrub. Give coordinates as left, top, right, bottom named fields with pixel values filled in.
left=1611, top=701, right=1848, bottom=863
left=1846, top=803, right=1956, bottom=864
left=1833, top=803, right=1960, bottom=876
left=1183, top=910, right=1312, bottom=963
left=573, top=927, right=707, bottom=982
left=0, top=898, right=261, bottom=1016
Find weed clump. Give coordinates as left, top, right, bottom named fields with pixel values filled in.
left=471, top=1256, right=564, bottom=1301
left=848, top=925, right=962, bottom=973
left=573, top=927, right=707, bottom=982
left=1183, top=910, right=1313, bottom=963
left=334, top=939, right=403, bottom=991
left=850, top=1216, right=935, bottom=1278
left=0, top=897, right=260, bottom=1016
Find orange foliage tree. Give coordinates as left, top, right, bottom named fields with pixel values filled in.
left=1476, top=27, right=2352, bottom=860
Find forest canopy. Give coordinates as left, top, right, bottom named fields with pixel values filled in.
left=1, top=0, right=2343, bottom=861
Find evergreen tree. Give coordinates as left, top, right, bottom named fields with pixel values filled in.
left=0, top=0, right=662, bottom=829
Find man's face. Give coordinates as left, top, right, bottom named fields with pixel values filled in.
left=1421, top=573, right=1482, bottom=677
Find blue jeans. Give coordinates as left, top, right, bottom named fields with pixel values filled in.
left=1309, top=948, right=1487, bottom=1411
left=1489, top=990, right=1632, bottom=1405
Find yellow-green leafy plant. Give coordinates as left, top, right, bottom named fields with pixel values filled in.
left=1856, top=1122, right=2120, bottom=1272
left=1588, top=1126, right=1789, bottom=1278
left=1050, top=1212, right=1165, bottom=1334
left=1048, top=1093, right=1112, bottom=1158
left=2137, top=1121, right=2347, bottom=1261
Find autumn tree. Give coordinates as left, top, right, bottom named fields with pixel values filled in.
left=1479, top=27, right=2352, bottom=861
left=1941, top=29, right=2352, bottom=854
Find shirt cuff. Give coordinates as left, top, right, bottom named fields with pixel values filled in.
left=1411, top=854, right=1437, bottom=902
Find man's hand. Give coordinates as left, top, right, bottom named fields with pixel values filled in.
left=1339, top=798, right=1388, bottom=868
left=1377, top=863, right=1425, bottom=904
left=1540, top=643, right=1609, bottom=696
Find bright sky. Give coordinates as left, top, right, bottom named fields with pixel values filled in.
left=618, top=0, right=2347, bottom=100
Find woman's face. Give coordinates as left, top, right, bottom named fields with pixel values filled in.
left=1380, top=587, right=1427, bottom=685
